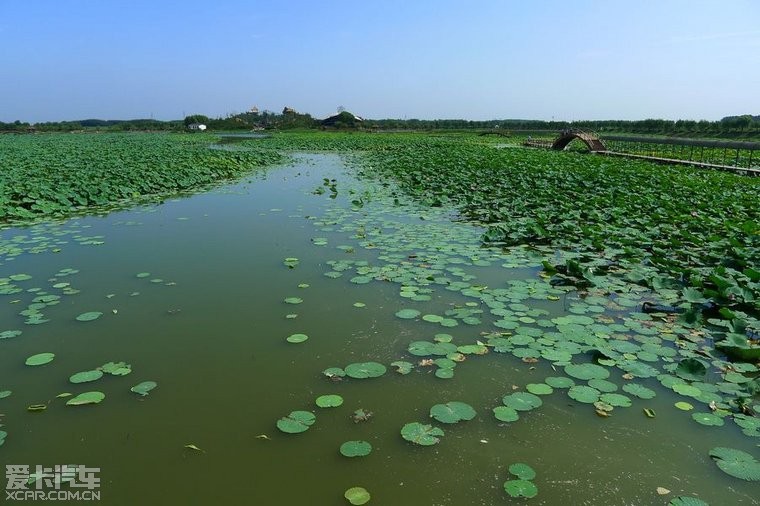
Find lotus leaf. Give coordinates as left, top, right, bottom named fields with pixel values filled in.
left=429, top=401, right=476, bottom=424
left=401, top=422, right=444, bottom=446
left=339, top=440, right=372, bottom=457
left=66, top=391, right=105, bottom=405
left=276, top=411, right=316, bottom=434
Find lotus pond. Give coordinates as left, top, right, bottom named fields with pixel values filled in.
left=0, top=133, right=759, bottom=505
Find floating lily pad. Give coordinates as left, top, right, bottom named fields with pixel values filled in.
left=344, top=486, right=371, bottom=505
left=276, top=411, right=316, bottom=434
left=316, top=394, right=344, bottom=408
left=66, top=391, right=105, bottom=405
left=136, top=272, right=151, bottom=278
left=390, top=361, right=414, bottom=374
left=100, top=361, right=131, bottom=376
left=395, top=308, right=421, bottom=319
left=0, top=430, right=6, bottom=446
left=286, top=333, right=309, bottom=344
left=502, top=392, right=542, bottom=411
left=0, top=330, right=22, bottom=339
left=130, top=381, right=158, bottom=396
left=545, top=376, right=575, bottom=389
left=323, top=367, right=346, bottom=379
left=0, top=390, right=11, bottom=399
left=76, top=311, right=103, bottom=322
left=568, top=385, right=601, bottom=404
left=69, top=370, right=103, bottom=384
left=429, top=401, right=476, bottom=424
left=675, top=401, right=694, bottom=411
left=587, top=379, right=617, bottom=393
left=565, top=363, right=610, bottom=381
left=509, top=463, right=536, bottom=480
left=599, top=393, right=632, bottom=408
left=708, top=447, right=760, bottom=481
left=668, top=497, right=709, bottom=506
left=345, top=362, right=386, bottom=379
left=493, top=406, right=520, bottom=422
left=339, top=440, right=372, bottom=457
left=526, top=383, right=554, bottom=395
left=25, top=352, right=55, bottom=366
left=503, top=479, right=538, bottom=498
left=401, top=422, right=444, bottom=446
left=672, top=383, right=701, bottom=398
left=692, top=412, right=724, bottom=427
left=622, top=383, right=656, bottom=399
left=284, top=297, right=303, bottom=304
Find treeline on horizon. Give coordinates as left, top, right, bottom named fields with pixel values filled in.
left=1, top=111, right=759, bottom=138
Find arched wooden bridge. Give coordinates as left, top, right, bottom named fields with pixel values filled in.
left=551, top=130, right=607, bottom=151
left=523, top=130, right=607, bottom=152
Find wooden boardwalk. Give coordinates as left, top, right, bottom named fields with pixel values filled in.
left=597, top=150, right=760, bottom=176
left=522, top=130, right=760, bottom=176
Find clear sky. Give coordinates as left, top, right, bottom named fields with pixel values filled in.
left=1, top=0, right=759, bottom=122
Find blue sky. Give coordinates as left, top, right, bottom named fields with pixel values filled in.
left=1, top=0, right=758, bottom=122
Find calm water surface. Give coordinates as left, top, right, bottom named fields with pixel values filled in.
left=0, top=154, right=757, bottom=505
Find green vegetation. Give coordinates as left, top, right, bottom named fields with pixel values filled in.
left=0, top=133, right=282, bottom=222
left=1, top=130, right=758, bottom=504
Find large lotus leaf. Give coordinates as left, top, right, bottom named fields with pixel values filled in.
left=429, top=401, right=476, bottom=424
left=0, top=330, right=22, bottom=339
left=69, top=370, right=104, bottom=384
left=345, top=362, right=386, bottom=379
left=76, top=311, right=103, bottom=322
left=508, top=463, right=536, bottom=480
left=25, top=353, right=55, bottom=366
left=675, top=358, right=708, bottom=381
left=692, top=412, right=724, bottom=427
left=100, top=361, right=131, bottom=376
left=545, top=376, right=575, bottom=389
left=401, top=422, right=444, bottom=446
left=672, top=383, right=701, bottom=398
left=622, top=383, right=656, bottom=399
left=344, top=487, right=371, bottom=505
left=66, top=391, right=105, bottom=406
left=395, top=309, right=420, bottom=319
left=568, top=385, right=601, bottom=404
left=493, top=406, right=520, bottom=422
left=316, top=394, right=344, bottom=408
left=503, top=479, right=538, bottom=498
left=286, top=333, right=309, bottom=344
left=502, top=392, right=542, bottom=411
left=526, top=383, right=553, bottom=395
left=668, top=497, right=709, bottom=506
left=587, top=379, right=617, bottom=393
left=390, top=361, right=414, bottom=374
left=276, top=411, right=316, bottom=434
left=130, top=381, right=158, bottom=396
left=599, top=393, right=632, bottom=408
left=564, top=363, right=610, bottom=380
left=339, top=440, right=372, bottom=457
left=709, top=447, right=760, bottom=481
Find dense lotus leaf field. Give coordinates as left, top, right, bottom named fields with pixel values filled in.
left=0, top=133, right=283, bottom=222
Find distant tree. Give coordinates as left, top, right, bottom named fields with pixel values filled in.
left=184, top=114, right=210, bottom=127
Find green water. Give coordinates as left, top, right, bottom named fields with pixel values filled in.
left=0, top=154, right=758, bottom=505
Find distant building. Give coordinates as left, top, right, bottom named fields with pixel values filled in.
left=187, top=123, right=207, bottom=131
left=283, top=107, right=297, bottom=115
